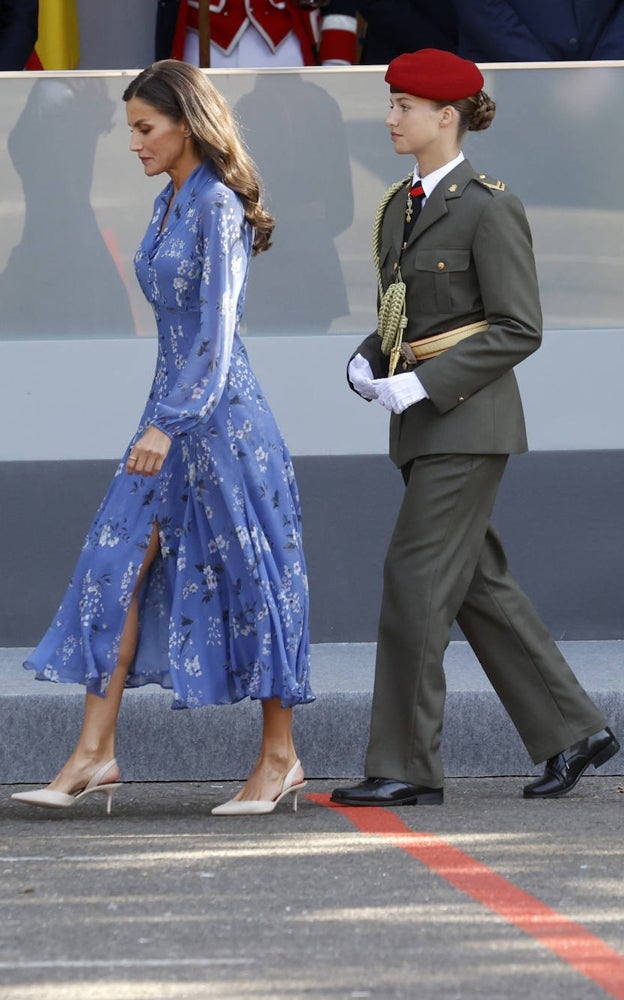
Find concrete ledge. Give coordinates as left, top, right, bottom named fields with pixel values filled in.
left=2, top=642, right=623, bottom=783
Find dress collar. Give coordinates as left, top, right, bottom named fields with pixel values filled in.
left=156, top=161, right=216, bottom=235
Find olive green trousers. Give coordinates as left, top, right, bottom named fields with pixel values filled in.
left=365, top=453, right=606, bottom=787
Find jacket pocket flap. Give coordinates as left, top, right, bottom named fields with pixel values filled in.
left=413, top=249, right=470, bottom=273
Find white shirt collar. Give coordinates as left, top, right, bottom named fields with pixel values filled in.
left=412, top=151, right=465, bottom=201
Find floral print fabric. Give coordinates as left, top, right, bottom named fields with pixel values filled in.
left=25, top=163, right=313, bottom=709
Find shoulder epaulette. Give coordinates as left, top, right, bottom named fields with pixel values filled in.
left=475, top=173, right=506, bottom=192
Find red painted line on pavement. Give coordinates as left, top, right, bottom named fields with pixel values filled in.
left=308, top=792, right=624, bottom=1000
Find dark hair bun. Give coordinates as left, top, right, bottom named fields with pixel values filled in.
left=469, top=91, right=496, bottom=131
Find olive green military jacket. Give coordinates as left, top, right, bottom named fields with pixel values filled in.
left=353, top=159, right=543, bottom=467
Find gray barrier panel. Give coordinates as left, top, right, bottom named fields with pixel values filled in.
left=0, top=65, right=623, bottom=459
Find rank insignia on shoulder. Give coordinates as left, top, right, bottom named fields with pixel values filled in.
left=477, top=174, right=506, bottom=191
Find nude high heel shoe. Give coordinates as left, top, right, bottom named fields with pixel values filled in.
left=11, top=759, right=122, bottom=815
left=211, top=759, right=307, bottom=816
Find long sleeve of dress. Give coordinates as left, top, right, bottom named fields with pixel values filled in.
left=150, top=186, right=248, bottom=437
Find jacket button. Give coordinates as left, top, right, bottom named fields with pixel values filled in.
left=437, top=261, right=446, bottom=270
left=458, top=395, right=465, bottom=402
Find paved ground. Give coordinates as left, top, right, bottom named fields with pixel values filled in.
left=1, top=777, right=623, bottom=1000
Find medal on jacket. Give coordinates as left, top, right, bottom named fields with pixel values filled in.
left=403, top=179, right=425, bottom=249
left=405, top=179, right=424, bottom=224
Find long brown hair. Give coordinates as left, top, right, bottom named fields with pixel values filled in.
left=123, top=60, right=274, bottom=254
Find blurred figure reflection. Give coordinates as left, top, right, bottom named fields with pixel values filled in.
left=235, top=73, right=353, bottom=333
left=0, top=79, right=135, bottom=339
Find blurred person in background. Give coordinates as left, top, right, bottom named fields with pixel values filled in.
left=0, top=0, right=38, bottom=70
left=155, top=0, right=359, bottom=67
left=453, top=0, right=624, bottom=61
left=325, top=1, right=458, bottom=65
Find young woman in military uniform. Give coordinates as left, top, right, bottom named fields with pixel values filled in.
left=331, top=48, right=619, bottom=806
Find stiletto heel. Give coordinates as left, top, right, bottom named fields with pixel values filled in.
left=211, top=759, right=307, bottom=816
left=78, top=778, right=121, bottom=815
left=11, top=759, right=122, bottom=814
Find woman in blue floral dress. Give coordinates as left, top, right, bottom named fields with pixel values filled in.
left=12, top=61, right=313, bottom=817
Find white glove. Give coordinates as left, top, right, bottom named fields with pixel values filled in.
left=348, top=354, right=378, bottom=401
left=372, top=372, right=428, bottom=414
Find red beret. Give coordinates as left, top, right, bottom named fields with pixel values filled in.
left=385, top=48, right=484, bottom=102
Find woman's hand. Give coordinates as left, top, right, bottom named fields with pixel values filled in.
left=126, top=426, right=172, bottom=477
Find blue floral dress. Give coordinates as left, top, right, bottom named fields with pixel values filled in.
left=25, top=162, right=313, bottom=710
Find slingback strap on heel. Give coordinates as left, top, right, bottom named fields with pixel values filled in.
left=211, top=759, right=307, bottom=816
left=11, top=759, right=122, bottom=814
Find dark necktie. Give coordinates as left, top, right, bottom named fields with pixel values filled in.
left=403, top=179, right=425, bottom=248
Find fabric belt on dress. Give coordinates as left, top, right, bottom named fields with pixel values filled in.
left=400, top=319, right=489, bottom=365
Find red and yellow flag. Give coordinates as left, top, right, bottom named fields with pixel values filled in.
left=28, top=0, right=80, bottom=70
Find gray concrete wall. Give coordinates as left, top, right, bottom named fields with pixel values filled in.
left=1, top=67, right=624, bottom=461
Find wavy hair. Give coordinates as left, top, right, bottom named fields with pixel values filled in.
left=123, top=60, right=274, bottom=254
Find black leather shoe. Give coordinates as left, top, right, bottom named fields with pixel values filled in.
left=523, top=727, right=620, bottom=799
left=330, top=777, right=443, bottom=806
